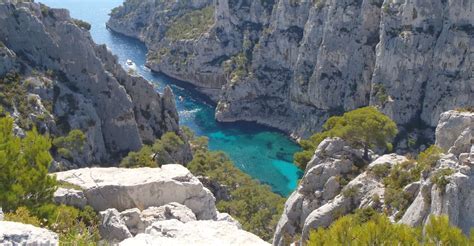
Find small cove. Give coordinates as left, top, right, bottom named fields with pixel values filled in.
left=39, top=0, right=303, bottom=196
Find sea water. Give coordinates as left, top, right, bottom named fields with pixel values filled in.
left=39, top=0, right=303, bottom=196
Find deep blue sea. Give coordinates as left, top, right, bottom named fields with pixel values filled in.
left=39, top=0, right=302, bottom=196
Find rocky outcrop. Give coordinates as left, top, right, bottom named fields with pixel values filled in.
left=400, top=111, right=474, bottom=235
left=99, top=203, right=198, bottom=242
left=120, top=220, right=269, bottom=246
left=51, top=165, right=266, bottom=244
left=274, top=110, right=474, bottom=244
left=0, top=1, right=181, bottom=168
left=53, top=188, right=87, bottom=209
left=198, top=175, right=230, bottom=201
left=108, top=0, right=472, bottom=138
left=53, top=164, right=217, bottom=220
left=435, top=110, right=472, bottom=156
left=0, top=221, right=59, bottom=246
left=273, top=138, right=383, bottom=245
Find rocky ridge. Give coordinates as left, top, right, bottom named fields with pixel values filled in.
left=107, top=0, right=473, bottom=139
left=0, top=221, right=59, bottom=246
left=0, top=1, right=181, bottom=168
left=273, top=110, right=473, bottom=245
left=51, top=164, right=268, bottom=245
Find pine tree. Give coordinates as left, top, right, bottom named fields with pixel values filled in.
left=0, top=116, right=56, bottom=212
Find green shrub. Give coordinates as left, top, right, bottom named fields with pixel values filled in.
left=341, top=186, right=359, bottom=199
left=52, top=129, right=86, bottom=160
left=382, top=160, right=419, bottom=219
left=307, top=213, right=470, bottom=245
left=120, top=145, right=156, bottom=168
left=72, top=19, right=91, bottom=31
left=5, top=207, right=42, bottom=227
left=294, top=131, right=329, bottom=169
left=35, top=204, right=100, bottom=244
left=294, top=107, right=398, bottom=169
left=431, top=168, right=454, bottom=191
left=417, top=145, right=443, bottom=171
left=224, top=52, right=249, bottom=83
left=373, top=83, right=389, bottom=104
left=425, top=215, right=469, bottom=245
left=0, top=116, right=99, bottom=243
left=0, top=116, right=57, bottom=212
left=120, top=131, right=187, bottom=168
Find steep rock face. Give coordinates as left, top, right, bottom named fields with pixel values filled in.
left=108, top=0, right=472, bottom=138
left=400, top=110, right=474, bottom=234
left=273, top=138, right=382, bottom=245
left=435, top=110, right=472, bottom=156
left=0, top=1, right=180, bottom=167
left=0, top=221, right=59, bottom=246
left=273, top=110, right=474, bottom=245
left=53, top=164, right=217, bottom=220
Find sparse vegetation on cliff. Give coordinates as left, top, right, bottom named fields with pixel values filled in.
left=72, top=19, right=91, bottom=31
left=165, top=6, right=214, bottom=40
left=52, top=129, right=86, bottom=161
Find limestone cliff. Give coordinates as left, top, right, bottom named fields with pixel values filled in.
left=108, top=0, right=473, bottom=139
left=0, top=1, right=180, bottom=168
left=272, top=110, right=473, bottom=245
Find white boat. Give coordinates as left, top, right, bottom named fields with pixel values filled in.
left=126, top=59, right=137, bottom=71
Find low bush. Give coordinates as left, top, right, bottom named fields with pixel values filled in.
left=308, top=212, right=471, bottom=245
left=120, top=131, right=187, bottom=168
left=72, top=19, right=91, bottom=31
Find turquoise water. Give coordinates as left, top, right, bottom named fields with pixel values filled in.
left=39, top=0, right=302, bottom=196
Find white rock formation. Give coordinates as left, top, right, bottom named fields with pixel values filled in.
left=53, top=165, right=217, bottom=220
left=435, top=110, right=473, bottom=157
left=120, top=220, right=270, bottom=246
left=100, top=202, right=198, bottom=239
left=399, top=110, right=473, bottom=234
left=0, top=221, right=59, bottom=246
left=275, top=110, right=474, bottom=244
left=53, top=188, right=87, bottom=209
left=273, top=138, right=376, bottom=245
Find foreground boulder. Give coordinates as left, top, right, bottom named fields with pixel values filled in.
left=120, top=220, right=269, bottom=246
left=99, top=202, right=197, bottom=242
left=0, top=221, right=58, bottom=246
left=53, top=164, right=217, bottom=220
left=99, top=202, right=244, bottom=243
